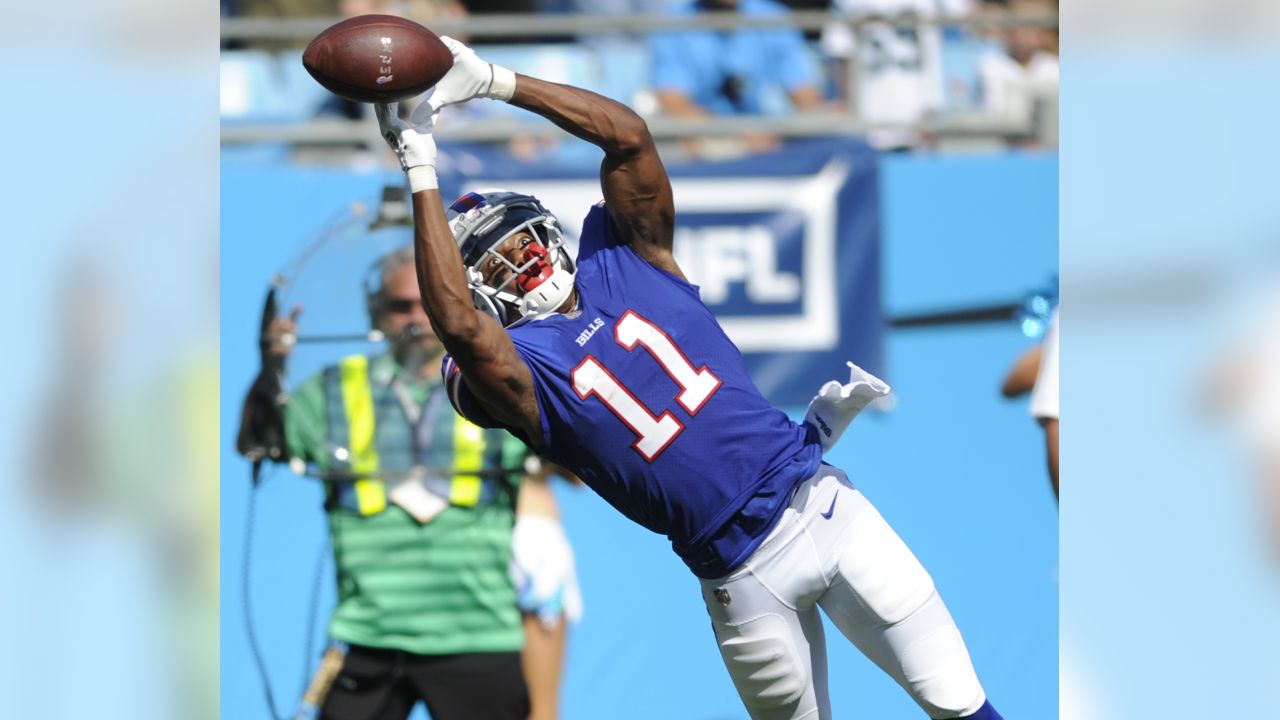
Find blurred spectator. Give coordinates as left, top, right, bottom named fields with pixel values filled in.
left=558, top=0, right=671, bottom=25
left=237, top=244, right=579, bottom=720
left=976, top=0, right=1058, bottom=129
left=775, top=0, right=830, bottom=41
left=525, top=0, right=671, bottom=60
left=822, top=0, right=970, bottom=150
left=1002, top=307, right=1059, bottom=499
left=650, top=0, right=825, bottom=156
left=460, top=0, right=576, bottom=42
left=364, top=0, right=467, bottom=20
left=238, top=0, right=464, bottom=17
left=237, top=0, right=334, bottom=21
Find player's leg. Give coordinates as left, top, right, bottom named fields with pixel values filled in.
left=408, top=651, right=530, bottom=720
left=317, top=644, right=417, bottom=720
left=701, top=506, right=832, bottom=720
left=808, top=473, right=997, bottom=719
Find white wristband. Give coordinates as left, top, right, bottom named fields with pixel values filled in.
left=407, top=165, right=438, bottom=193
left=488, top=64, right=516, bottom=102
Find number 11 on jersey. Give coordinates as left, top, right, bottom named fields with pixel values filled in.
left=571, top=310, right=722, bottom=461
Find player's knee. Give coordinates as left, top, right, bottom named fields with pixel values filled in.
left=892, top=591, right=988, bottom=718
left=913, top=664, right=988, bottom=720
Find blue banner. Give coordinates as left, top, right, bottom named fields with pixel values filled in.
left=437, top=138, right=883, bottom=405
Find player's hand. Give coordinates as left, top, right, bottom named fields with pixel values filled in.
left=804, top=362, right=891, bottom=453
left=509, top=514, right=583, bottom=629
left=265, top=305, right=302, bottom=358
left=375, top=101, right=439, bottom=193
left=422, top=36, right=516, bottom=114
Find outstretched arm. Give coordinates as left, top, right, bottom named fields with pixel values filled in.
left=416, top=190, right=543, bottom=446
left=507, top=76, right=681, bottom=278
left=377, top=103, right=543, bottom=447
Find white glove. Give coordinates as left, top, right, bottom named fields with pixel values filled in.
left=803, top=361, right=891, bottom=453
left=423, top=36, right=517, bottom=114
left=509, top=514, right=583, bottom=629
left=375, top=101, right=439, bottom=193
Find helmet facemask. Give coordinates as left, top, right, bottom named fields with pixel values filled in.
left=448, top=192, right=577, bottom=327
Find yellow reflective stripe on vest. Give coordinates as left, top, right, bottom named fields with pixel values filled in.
left=339, top=356, right=386, bottom=516
left=450, top=415, right=485, bottom=506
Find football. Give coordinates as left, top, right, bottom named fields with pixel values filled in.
left=302, top=15, right=453, bottom=104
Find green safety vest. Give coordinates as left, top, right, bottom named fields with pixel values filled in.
left=321, top=354, right=520, bottom=516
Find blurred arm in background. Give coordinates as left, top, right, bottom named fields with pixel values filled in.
left=235, top=305, right=300, bottom=460
left=513, top=463, right=581, bottom=720
left=1029, top=309, right=1059, bottom=499
left=1000, top=309, right=1058, bottom=499
left=1001, top=344, right=1043, bottom=398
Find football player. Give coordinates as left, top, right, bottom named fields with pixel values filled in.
left=374, top=36, right=1002, bottom=720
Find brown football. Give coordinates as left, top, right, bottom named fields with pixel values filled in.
left=302, top=15, right=453, bottom=104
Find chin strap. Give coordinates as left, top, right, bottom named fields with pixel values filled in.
left=517, top=265, right=575, bottom=320
left=514, top=243, right=575, bottom=320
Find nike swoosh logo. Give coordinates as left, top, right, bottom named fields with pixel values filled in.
left=820, top=493, right=838, bottom=519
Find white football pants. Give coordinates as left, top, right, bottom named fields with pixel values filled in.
left=699, top=465, right=988, bottom=720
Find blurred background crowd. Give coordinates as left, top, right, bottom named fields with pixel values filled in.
left=220, top=0, right=1059, bottom=163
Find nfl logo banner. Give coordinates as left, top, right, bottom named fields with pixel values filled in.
left=439, top=138, right=883, bottom=406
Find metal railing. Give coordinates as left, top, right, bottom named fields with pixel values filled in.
left=219, top=110, right=1040, bottom=145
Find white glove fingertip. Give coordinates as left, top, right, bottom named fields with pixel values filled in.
left=438, top=35, right=467, bottom=55
left=846, top=362, right=890, bottom=395
left=844, top=361, right=864, bottom=382
left=817, top=380, right=843, bottom=399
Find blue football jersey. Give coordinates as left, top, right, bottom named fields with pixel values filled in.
left=445, top=203, right=822, bottom=578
